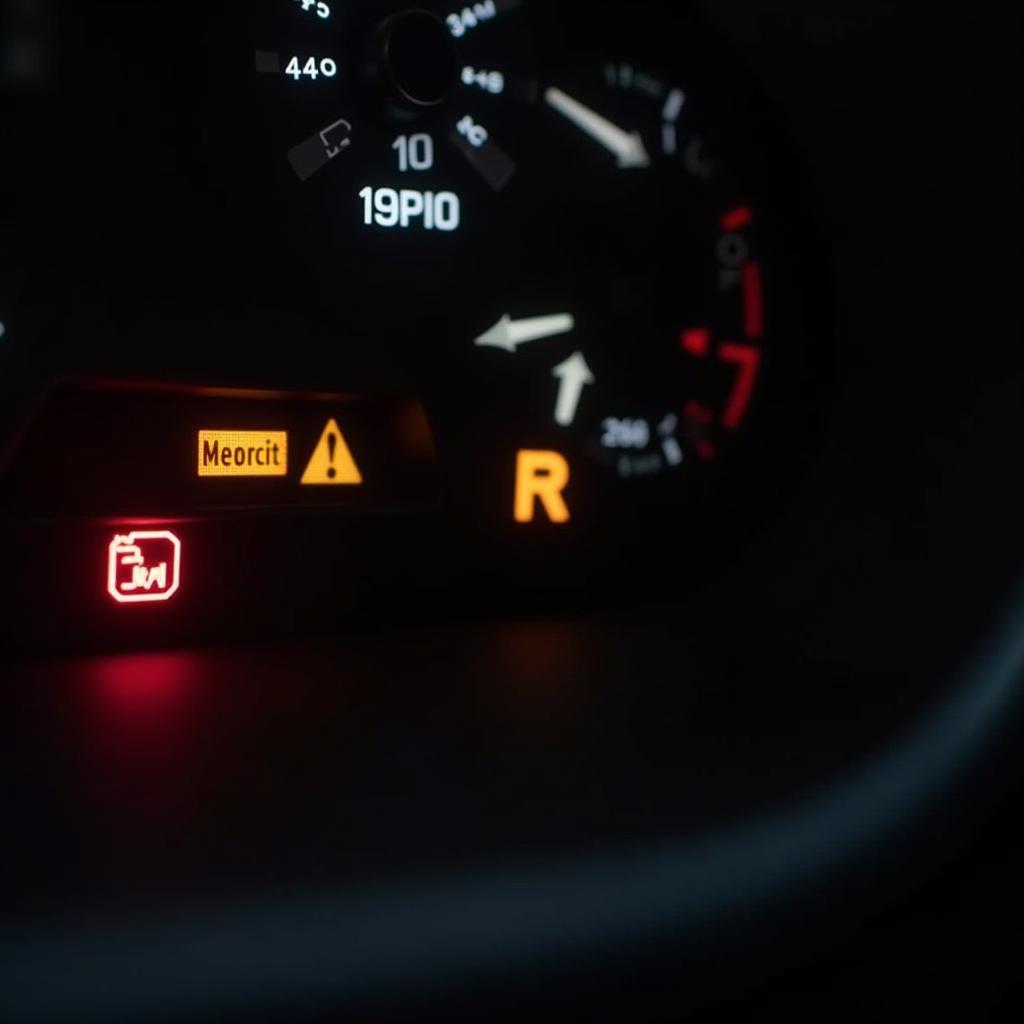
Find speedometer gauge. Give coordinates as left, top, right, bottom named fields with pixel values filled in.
left=1, top=0, right=822, bottom=645
left=225, top=0, right=808, bottom=537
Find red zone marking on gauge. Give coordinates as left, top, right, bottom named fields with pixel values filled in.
left=721, top=205, right=753, bottom=231
left=742, top=262, right=764, bottom=340
left=684, top=401, right=717, bottom=461
left=681, top=327, right=711, bottom=358
left=719, top=344, right=761, bottom=428
left=680, top=207, right=764, bottom=454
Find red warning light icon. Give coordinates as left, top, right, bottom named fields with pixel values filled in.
left=107, top=531, right=182, bottom=604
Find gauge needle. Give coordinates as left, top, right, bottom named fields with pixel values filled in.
left=544, top=87, right=651, bottom=169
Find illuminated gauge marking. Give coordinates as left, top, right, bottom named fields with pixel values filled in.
left=602, top=415, right=685, bottom=479
left=294, top=0, right=331, bottom=20
left=601, top=418, right=651, bottom=450
left=445, top=1, right=521, bottom=39
left=662, top=88, right=685, bottom=123
left=461, top=66, right=537, bottom=104
left=359, top=187, right=461, bottom=231
left=455, top=114, right=488, bottom=147
left=681, top=328, right=710, bottom=359
left=658, top=416, right=685, bottom=467
left=719, top=344, right=762, bottom=429
left=461, top=66, right=505, bottom=95
left=660, top=87, right=685, bottom=155
left=288, top=118, right=353, bottom=182
left=393, top=133, right=435, bottom=172
left=721, top=205, right=754, bottom=232
left=284, top=56, right=339, bottom=81
left=450, top=118, right=517, bottom=191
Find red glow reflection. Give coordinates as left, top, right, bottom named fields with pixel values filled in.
left=79, top=653, right=205, bottom=831
left=89, top=652, right=197, bottom=720
left=486, top=623, right=588, bottom=722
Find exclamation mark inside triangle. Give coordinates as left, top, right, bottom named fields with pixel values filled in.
left=301, top=419, right=363, bottom=486
left=327, top=432, right=337, bottom=480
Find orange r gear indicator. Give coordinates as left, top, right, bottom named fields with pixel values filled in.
left=514, top=450, right=571, bottom=523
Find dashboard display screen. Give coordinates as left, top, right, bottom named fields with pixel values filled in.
left=0, top=0, right=819, bottom=646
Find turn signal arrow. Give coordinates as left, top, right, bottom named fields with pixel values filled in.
left=474, top=313, right=575, bottom=353
left=552, top=352, right=595, bottom=427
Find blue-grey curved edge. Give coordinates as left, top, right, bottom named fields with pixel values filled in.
left=4, top=593, right=1024, bottom=1022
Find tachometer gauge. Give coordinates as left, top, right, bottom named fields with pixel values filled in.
left=225, top=0, right=809, bottom=549
left=1, top=0, right=823, bottom=645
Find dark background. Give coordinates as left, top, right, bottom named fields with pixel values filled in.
left=2, top=0, right=1023, bottom=1020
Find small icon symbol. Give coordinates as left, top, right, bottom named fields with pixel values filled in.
left=514, top=450, right=571, bottom=524
left=107, top=531, right=182, bottom=604
left=320, top=119, right=352, bottom=159
left=301, top=419, right=363, bottom=486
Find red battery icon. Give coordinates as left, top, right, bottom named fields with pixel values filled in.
left=107, top=531, right=182, bottom=604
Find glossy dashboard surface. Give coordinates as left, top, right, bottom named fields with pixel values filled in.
left=2, top=1, right=1023, bottom=1021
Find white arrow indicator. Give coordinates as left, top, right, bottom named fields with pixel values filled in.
left=544, top=87, right=651, bottom=169
left=475, top=313, right=575, bottom=353
left=552, top=352, right=595, bottom=427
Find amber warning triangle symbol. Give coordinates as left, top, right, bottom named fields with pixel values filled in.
left=301, top=419, right=363, bottom=486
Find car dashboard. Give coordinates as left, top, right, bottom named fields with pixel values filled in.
left=2, top=1, right=1022, bottom=1020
